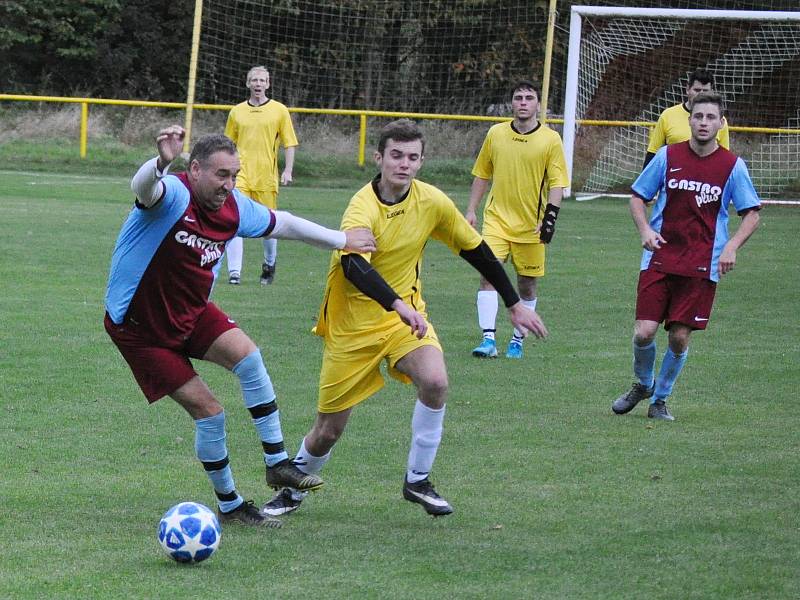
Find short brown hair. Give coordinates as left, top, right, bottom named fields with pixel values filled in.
left=189, top=134, right=237, bottom=167
left=377, top=118, right=425, bottom=155
left=510, top=80, right=540, bottom=101
left=688, top=91, right=724, bottom=114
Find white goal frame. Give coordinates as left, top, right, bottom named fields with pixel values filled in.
left=562, top=6, right=800, bottom=198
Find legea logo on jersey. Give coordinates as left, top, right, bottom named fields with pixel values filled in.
left=175, top=230, right=225, bottom=267
left=667, top=178, right=722, bottom=207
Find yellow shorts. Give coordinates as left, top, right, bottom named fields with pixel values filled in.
left=239, top=188, right=278, bottom=210
left=317, top=320, right=441, bottom=413
left=483, top=231, right=546, bottom=278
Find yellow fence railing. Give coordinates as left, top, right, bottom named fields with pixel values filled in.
left=0, top=94, right=511, bottom=166
left=4, top=94, right=798, bottom=165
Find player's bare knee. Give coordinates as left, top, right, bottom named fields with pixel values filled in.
left=668, top=328, right=691, bottom=353
left=633, top=322, right=658, bottom=344
left=418, top=375, right=449, bottom=407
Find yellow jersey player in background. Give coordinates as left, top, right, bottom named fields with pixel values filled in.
left=466, top=80, right=569, bottom=359
left=262, top=119, right=548, bottom=518
left=224, top=65, right=299, bottom=285
left=644, top=68, right=730, bottom=169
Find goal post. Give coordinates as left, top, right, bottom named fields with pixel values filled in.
left=562, top=6, right=800, bottom=199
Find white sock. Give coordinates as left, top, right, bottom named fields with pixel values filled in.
left=293, top=437, right=331, bottom=475
left=513, top=298, right=538, bottom=339
left=407, top=400, right=445, bottom=483
left=263, top=237, right=278, bottom=266
left=477, top=290, right=498, bottom=338
left=226, top=236, right=243, bottom=274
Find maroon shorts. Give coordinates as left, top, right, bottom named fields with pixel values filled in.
left=635, top=269, right=717, bottom=331
left=104, top=302, right=238, bottom=403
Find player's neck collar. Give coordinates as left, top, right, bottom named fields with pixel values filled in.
left=511, top=120, right=541, bottom=135
left=371, top=174, right=411, bottom=206
left=689, top=138, right=720, bottom=158
left=248, top=97, right=271, bottom=107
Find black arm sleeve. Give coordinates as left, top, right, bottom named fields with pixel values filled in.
left=459, top=241, right=520, bottom=308
left=340, top=254, right=401, bottom=311
left=642, top=151, right=656, bottom=170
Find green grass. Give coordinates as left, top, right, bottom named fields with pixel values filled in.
left=1, top=169, right=798, bottom=599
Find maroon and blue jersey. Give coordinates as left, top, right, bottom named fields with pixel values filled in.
left=105, top=172, right=275, bottom=342
left=631, top=141, right=760, bottom=282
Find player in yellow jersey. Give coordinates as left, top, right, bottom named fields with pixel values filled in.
left=466, top=81, right=569, bottom=360
left=224, top=65, right=299, bottom=285
left=644, top=68, right=730, bottom=169
left=262, top=119, right=548, bottom=517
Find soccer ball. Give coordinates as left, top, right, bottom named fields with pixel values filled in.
left=158, top=501, right=221, bottom=563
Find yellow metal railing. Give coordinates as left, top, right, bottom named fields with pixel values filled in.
left=0, top=94, right=508, bottom=165
left=3, top=94, right=798, bottom=164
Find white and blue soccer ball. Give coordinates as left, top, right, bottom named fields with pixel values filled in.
left=158, top=501, right=221, bottom=563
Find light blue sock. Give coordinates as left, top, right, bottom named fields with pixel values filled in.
left=263, top=238, right=277, bottom=266
left=653, top=348, right=688, bottom=404
left=633, top=340, right=656, bottom=388
left=233, top=350, right=288, bottom=466
left=195, top=412, right=243, bottom=513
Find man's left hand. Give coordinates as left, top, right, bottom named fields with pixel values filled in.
left=536, top=203, right=560, bottom=244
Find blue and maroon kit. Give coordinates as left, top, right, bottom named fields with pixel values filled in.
left=631, top=142, right=760, bottom=329
left=104, top=172, right=275, bottom=400
left=632, top=141, right=760, bottom=283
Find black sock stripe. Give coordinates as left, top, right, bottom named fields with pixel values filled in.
left=248, top=401, right=278, bottom=419
left=201, top=455, right=229, bottom=472
left=215, top=489, right=238, bottom=502
left=262, top=441, right=285, bottom=455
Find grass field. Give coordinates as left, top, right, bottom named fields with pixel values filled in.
left=1, top=169, right=798, bottom=599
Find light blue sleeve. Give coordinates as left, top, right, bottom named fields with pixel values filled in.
left=104, top=175, right=190, bottom=323
left=233, top=190, right=275, bottom=238
left=726, top=158, right=761, bottom=213
left=631, top=146, right=667, bottom=201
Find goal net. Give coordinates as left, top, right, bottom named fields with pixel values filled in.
left=193, top=0, right=552, bottom=115
left=562, top=7, right=800, bottom=199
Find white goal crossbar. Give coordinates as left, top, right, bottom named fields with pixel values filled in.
left=562, top=6, right=800, bottom=198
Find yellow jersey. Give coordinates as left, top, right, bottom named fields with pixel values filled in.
left=315, top=178, right=482, bottom=349
left=224, top=99, right=298, bottom=193
left=647, top=103, right=730, bottom=153
left=472, top=121, right=569, bottom=243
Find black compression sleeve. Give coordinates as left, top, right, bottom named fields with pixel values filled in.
left=340, top=254, right=400, bottom=311
left=459, top=241, right=520, bottom=308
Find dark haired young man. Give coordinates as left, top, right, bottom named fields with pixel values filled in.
left=465, top=81, right=569, bottom=359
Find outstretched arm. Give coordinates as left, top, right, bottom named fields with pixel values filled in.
left=269, top=211, right=376, bottom=253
